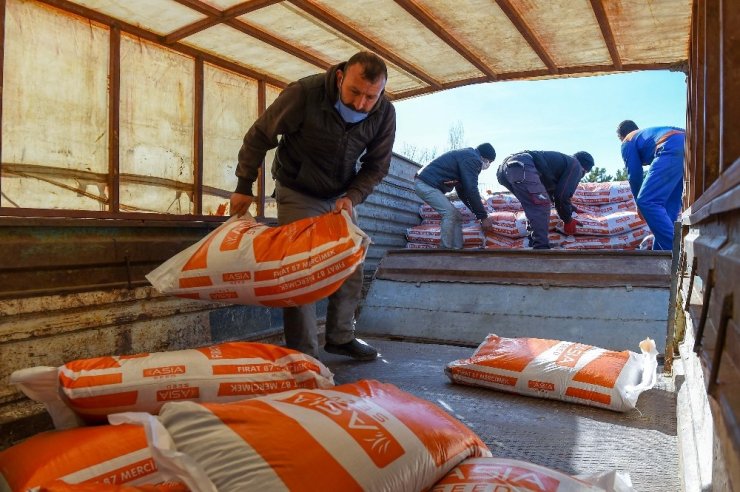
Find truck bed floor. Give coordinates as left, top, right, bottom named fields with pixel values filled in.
left=322, top=338, right=680, bottom=491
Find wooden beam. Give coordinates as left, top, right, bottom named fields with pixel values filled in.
left=288, top=0, right=442, bottom=89
left=171, top=0, right=220, bottom=16
left=37, top=0, right=289, bottom=88
left=720, top=0, right=740, bottom=172
left=165, top=0, right=282, bottom=43
left=0, top=0, right=5, bottom=204
left=172, top=0, right=332, bottom=71
left=257, top=80, right=267, bottom=218
left=494, top=0, right=557, bottom=73
left=226, top=18, right=330, bottom=69
left=109, top=25, right=121, bottom=213
left=589, top=0, right=622, bottom=70
left=689, top=0, right=704, bottom=206
left=393, top=0, right=497, bottom=80
left=704, top=0, right=721, bottom=194
left=194, top=57, right=204, bottom=216
left=391, top=62, right=682, bottom=100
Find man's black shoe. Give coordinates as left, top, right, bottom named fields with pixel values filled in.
left=324, top=339, right=378, bottom=361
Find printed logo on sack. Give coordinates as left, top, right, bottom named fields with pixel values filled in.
left=280, top=392, right=404, bottom=467
left=84, top=457, right=158, bottom=484
left=223, top=271, right=252, bottom=282
left=554, top=343, right=593, bottom=368
left=441, top=463, right=560, bottom=491
left=143, top=365, right=186, bottom=378
left=157, top=386, right=200, bottom=401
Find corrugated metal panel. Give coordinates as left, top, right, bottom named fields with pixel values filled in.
left=356, top=154, right=423, bottom=273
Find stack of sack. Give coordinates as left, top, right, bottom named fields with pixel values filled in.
left=559, top=182, right=650, bottom=250
left=406, top=201, right=489, bottom=249
left=483, top=192, right=567, bottom=249
left=483, top=183, right=649, bottom=250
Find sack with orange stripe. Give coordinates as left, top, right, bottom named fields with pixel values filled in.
left=11, top=342, right=334, bottom=428
left=445, top=335, right=658, bottom=412
left=146, top=210, right=370, bottom=307
left=0, top=424, right=187, bottom=491
left=115, top=380, right=492, bottom=492
left=432, top=457, right=634, bottom=492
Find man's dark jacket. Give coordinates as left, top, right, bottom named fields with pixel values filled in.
left=527, top=150, right=583, bottom=222
left=235, top=63, right=396, bottom=205
left=416, top=148, right=488, bottom=220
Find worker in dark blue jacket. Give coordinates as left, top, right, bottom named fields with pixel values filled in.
left=414, top=144, right=496, bottom=249
left=497, top=150, right=594, bottom=249
left=617, top=120, right=685, bottom=251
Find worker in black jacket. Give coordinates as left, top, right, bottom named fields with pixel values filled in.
left=230, top=51, right=396, bottom=361
left=496, top=150, right=594, bottom=249
left=414, top=144, right=496, bottom=249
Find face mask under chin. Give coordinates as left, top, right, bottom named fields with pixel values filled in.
left=335, top=97, right=368, bottom=124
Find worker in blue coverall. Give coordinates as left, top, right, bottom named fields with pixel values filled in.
left=496, top=151, right=594, bottom=249
left=414, top=144, right=496, bottom=249
left=616, top=120, right=685, bottom=251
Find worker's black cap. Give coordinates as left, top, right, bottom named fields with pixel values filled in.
left=574, top=151, right=594, bottom=173
left=477, top=143, right=496, bottom=161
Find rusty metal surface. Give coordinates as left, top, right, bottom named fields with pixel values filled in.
left=322, top=338, right=680, bottom=492
left=375, top=248, right=673, bottom=288
left=0, top=221, right=220, bottom=298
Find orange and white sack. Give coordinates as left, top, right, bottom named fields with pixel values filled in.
left=419, top=201, right=479, bottom=221
left=406, top=223, right=484, bottom=248
left=116, top=380, right=491, bottom=492
left=11, top=342, right=334, bottom=428
left=36, top=483, right=186, bottom=492
left=0, top=424, right=186, bottom=491
left=146, top=211, right=369, bottom=307
left=486, top=193, right=523, bottom=212
left=560, top=226, right=650, bottom=251
left=485, top=232, right=564, bottom=249
left=576, top=200, right=637, bottom=216
left=639, top=234, right=655, bottom=250
left=573, top=182, right=633, bottom=205
left=432, top=457, right=634, bottom=492
left=556, top=211, right=646, bottom=236
left=487, top=211, right=528, bottom=238
left=446, top=335, right=658, bottom=412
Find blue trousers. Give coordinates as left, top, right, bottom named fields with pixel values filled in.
left=637, top=136, right=684, bottom=251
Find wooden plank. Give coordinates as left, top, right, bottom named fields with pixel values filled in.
left=494, top=0, right=557, bottom=73
left=0, top=0, right=5, bottom=202
left=194, top=57, right=204, bottom=216
left=589, top=0, right=621, bottom=70
left=703, top=0, right=721, bottom=194
left=721, top=0, right=740, bottom=171
left=165, top=0, right=282, bottom=43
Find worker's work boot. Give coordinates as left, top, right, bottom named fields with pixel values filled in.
left=324, top=338, right=378, bottom=361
